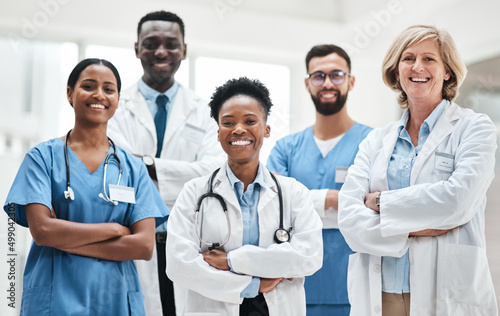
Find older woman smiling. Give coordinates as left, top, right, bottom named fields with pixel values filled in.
left=339, top=25, right=498, bottom=316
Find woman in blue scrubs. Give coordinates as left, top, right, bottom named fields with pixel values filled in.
left=3, top=58, right=168, bottom=315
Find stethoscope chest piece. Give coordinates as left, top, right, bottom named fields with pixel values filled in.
left=64, top=186, right=75, bottom=201
left=274, top=228, right=290, bottom=244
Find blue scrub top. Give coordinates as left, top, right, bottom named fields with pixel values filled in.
left=267, top=123, right=372, bottom=306
left=3, top=138, right=169, bottom=316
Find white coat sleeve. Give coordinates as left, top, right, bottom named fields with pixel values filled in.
left=379, top=114, right=496, bottom=236
left=228, top=180, right=323, bottom=278
left=155, top=118, right=225, bottom=208
left=166, top=180, right=249, bottom=305
left=338, top=131, right=410, bottom=257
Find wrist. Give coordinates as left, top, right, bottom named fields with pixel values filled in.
left=142, top=155, right=157, bottom=180
left=375, top=192, right=381, bottom=207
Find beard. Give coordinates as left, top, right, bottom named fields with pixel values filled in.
left=311, top=89, right=348, bottom=116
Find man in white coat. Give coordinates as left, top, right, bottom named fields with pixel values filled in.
left=107, top=11, right=224, bottom=316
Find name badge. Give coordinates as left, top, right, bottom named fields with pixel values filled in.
left=109, top=184, right=136, bottom=204
left=435, top=151, right=454, bottom=172
left=183, top=123, right=205, bottom=144
left=335, top=167, right=349, bottom=183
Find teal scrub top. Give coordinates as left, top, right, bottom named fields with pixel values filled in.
left=3, top=138, right=169, bottom=316
left=267, top=123, right=372, bottom=306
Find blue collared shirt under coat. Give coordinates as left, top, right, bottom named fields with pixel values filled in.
left=138, top=78, right=179, bottom=233
left=226, top=162, right=267, bottom=298
left=382, top=99, right=447, bottom=293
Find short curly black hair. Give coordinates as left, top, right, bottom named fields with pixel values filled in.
left=209, top=77, right=273, bottom=124
left=137, top=11, right=185, bottom=42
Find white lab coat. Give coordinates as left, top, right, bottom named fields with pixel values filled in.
left=108, top=82, right=225, bottom=316
left=166, top=163, right=323, bottom=316
left=338, top=102, right=498, bottom=316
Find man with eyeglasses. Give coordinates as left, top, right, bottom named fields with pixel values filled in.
left=107, top=10, right=224, bottom=316
left=267, top=44, right=372, bottom=315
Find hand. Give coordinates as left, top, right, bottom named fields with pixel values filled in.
left=324, top=190, right=339, bottom=210
left=364, top=191, right=380, bottom=212
left=202, top=249, right=230, bottom=270
left=114, top=223, right=131, bottom=237
left=259, top=277, right=284, bottom=293
left=409, top=228, right=454, bottom=237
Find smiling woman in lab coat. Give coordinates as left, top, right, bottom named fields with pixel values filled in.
left=166, top=77, right=323, bottom=316
left=338, top=25, right=498, bottom=316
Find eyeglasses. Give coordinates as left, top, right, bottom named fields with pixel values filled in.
left=306, top=70, right=351, bottom=86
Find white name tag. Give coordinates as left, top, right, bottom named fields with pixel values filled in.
left=109, top=184, right=136, bottom=204
left=335, top=167, right=349, bottom=183
left=435, top=151, right=454, bottom=172
left=183, top=123, right=205, bottom=144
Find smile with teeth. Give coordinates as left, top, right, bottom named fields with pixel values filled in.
left=230, top=140, right=252, bottom=146
left=321, top=91, right=338, bottom=99
left=410, top=77, right=429, bottom=83
left=89, top=104, right=106, bottom=109
left=154, top=62, right=169, bottom=68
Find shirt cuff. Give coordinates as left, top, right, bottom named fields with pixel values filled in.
left=310, top=189, right=329, bottom=217
left=228, top=254, right=260, bottom=298
left=227, top=254, right=234, bottom=272
left=241, top=277, right=260, bottom=298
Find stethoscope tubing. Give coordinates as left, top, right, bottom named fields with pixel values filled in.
left=64, top=129, right=122, bottom=204
left=195, top=167, right=289, bottom=251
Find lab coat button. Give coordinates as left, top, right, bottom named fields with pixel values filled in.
left=374, top=305, right=381, bottom=313
left=373, top=264, right=381, bottom=272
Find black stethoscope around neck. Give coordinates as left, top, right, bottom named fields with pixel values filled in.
left=195, top=168, right=291, bottom=251
left=63, top=129, right=123, bottom=205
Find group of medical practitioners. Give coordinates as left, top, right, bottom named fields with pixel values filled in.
left=2, top=7, right=498, bottom=316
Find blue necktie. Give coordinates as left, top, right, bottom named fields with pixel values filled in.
left=154, top=94, right=168, bottom=158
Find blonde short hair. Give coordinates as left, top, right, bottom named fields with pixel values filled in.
left=382, top=25, right=467, bottom=107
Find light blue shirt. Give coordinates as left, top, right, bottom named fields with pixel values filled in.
left=226, top=162, right=266, bottom=298
left=382, top=99, right=448, bottom=293
left=137, top=78, right=178, bottom=121
left=138, top=79, right=179, bottom=233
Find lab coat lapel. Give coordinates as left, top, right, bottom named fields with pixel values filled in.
left=121, top=82, right=157, bottom=140
left=212, top=164, right=241, bottom=212
left=163, top=85, right=197, bottom=148
left=410, top=102, right=460, bottom=184
left=258, top=170, right=278, bottom=214
left=377, top=124, right=399, bottom=190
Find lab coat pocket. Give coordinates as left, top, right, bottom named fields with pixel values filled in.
left=347, top=253, right=361, bottom=301
left=20, top=285, right=51, bottom=316
left=128, top=291, right=146, bottom=316
left=438, top=244, right=496, bottom=309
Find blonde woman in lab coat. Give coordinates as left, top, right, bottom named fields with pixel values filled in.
left=166, top=77, right=323, bottom=316
left=338, top=25, right=498, bottom=316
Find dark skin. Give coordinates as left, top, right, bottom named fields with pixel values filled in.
left=201, top=96, right=287, bottom=294
left=134, top=20, right=187, bottom=179
left=26, top=64, right=156, bottom=261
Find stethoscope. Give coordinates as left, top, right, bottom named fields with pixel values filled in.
left=63, top=129, right=123, bottom=205
left=195, top=168, right=291, bottom=251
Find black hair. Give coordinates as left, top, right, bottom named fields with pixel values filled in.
left=67, top=58, right=121, bottom=93
left=305, top=44, right=352, bottom=72
left=137, top=11, right=185, bottom=42
left=209, top=77, right=273, bottom=123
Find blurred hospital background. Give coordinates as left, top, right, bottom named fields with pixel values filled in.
left=1, top=0, right=499, bottom=314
